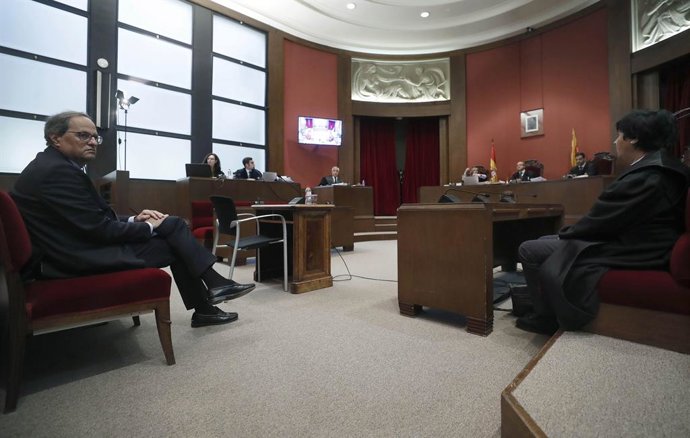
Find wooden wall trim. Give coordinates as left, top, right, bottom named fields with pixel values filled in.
left=268, top=32, right=285, bottom=173
left=607, top=0, right=632, bottom=145
left=338, top=55, right=355, bottom=184
left=351, top=101, right=451, bottom=118
left=631, top=30, right=690, bottom=74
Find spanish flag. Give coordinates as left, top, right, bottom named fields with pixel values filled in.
left=490, top=139, right=498, bottom=183
left=570, top=128, right=578, bottom=167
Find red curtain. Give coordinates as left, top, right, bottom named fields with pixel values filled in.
left=661, top=58, right=690, bottom=158
left=360, top=117, right=400, bottom=215
left=402, top=118, right=440, bottom=203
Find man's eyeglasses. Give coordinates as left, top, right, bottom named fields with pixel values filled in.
left=67, top=131, right=103, bottom=145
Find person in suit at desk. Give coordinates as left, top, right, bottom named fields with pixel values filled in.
left=234, top=156, right=262, bottom=179
left=318, top=166, right=344, bottom=186
left=203, top=152, right=225, bottom=178
left=10, top=111, right=256, bottom=328
left=516, top=109, right=690, bottom=335
left=567, top=152, right=597, bottom=177
left=509, top=161, right=536, bottom=182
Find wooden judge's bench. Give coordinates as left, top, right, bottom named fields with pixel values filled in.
left=419, top=176, right=614, bottom=225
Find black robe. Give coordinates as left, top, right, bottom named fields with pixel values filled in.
left=539, top=150, right=690, bottom=329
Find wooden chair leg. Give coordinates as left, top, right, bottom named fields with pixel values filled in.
left=154, top=302, right=175, bottom=366
left=132, top=315, right=141, bottom=326
left=3, top=330, right=27, bottom=413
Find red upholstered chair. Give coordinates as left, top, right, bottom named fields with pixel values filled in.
left=191, top=200, right=215, bottom=248
left=591, top=152, right=615, bottom=175
left=523, top=159, right=544, bottom=178
left=586, top=189, right=690, bottom=353
left=0, top=191, right=175, bottom=413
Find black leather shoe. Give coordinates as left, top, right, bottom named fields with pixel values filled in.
left=191, top=307, right=239, bottom=327
left=207, top=281, right=256, bottom=305
left=516, top=313, right=559, bottom=335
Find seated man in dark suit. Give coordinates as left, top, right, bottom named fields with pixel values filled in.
left=318, top=166, right=345, bottom=186
left=509, top=161, right=536, bottom=181
left=234, top=156, right=263, bottom=179
left=11, top=111, right=255, bottom=328
left=567, top=152, right=597, bottom=177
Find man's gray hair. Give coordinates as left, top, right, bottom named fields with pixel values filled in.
left=44, top=111, right=91, bottom=146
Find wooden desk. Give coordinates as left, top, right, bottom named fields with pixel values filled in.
left=397, top=203, right=563, bottom=336
left=313, top=185, right=375, bottom=233
left=253, top=204, right=333, bottom=294
left=419, top=176, right=613, bottom=225
left=176, top=177, right=301, bottom=220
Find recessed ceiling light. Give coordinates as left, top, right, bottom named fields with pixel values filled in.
left=420, top=11, right=430, bottom=18
left=346, top=2, right=356, bottom=9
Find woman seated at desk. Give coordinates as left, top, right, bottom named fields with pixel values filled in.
left=203, top=152, right=225, bottom=178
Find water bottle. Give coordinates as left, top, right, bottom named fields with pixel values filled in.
left=361, top=179, right=365, bottom=186
left=305, top=187, right=312, bottom=204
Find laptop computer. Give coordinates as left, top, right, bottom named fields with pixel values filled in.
left=185, top=163, right=212, bottom=178
left=262, top=171, right=277, bottom=182
left=462, top=174, right=480, bottom=185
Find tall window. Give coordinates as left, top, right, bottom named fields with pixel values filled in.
left=211, top=15, right=268, bottom=174
left=0, top=0, right=88, bottom=173
left=117, top=0, right=193, bottom=180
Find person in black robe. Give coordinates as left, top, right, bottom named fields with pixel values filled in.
left=516, top=109, right=690, bottom=334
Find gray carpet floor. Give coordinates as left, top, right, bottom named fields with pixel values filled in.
left=0, top=241, right=550, bottom=437
left=514, top=332, right=690, bottom=437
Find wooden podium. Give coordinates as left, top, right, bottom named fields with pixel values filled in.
left=252, top=204, right=334, bottom=294
left=397, top=203, right=563, bottom=336
left=313, top=185, right=374, bottom=233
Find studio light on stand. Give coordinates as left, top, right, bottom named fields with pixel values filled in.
left=116, top=90, right=139, bottom=171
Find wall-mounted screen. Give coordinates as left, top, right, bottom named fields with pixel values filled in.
left=298, top=116, right=342, bottom=146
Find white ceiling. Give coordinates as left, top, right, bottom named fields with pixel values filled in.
left=211, top=0, right=601, bottom=55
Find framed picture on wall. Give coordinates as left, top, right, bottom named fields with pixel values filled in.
left=520, top=108, right=544, bottom=138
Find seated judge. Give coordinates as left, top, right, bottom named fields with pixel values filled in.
left=11, top=111, right=255, bottom=328
left=234, top=156, right=262, bottom=179
left=515, top=109, right=690, bottom=335
left=203, top=152, right=225, bottom=178
left=463, top=165, right=489, bottom=182
left=567, top=152, right=597, bottom=177
left=319, top=166, right=345, bottom=186
left=509, top=161, right=536, bottom=182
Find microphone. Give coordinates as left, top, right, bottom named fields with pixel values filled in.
left=439, top=187, right=491, bottom=203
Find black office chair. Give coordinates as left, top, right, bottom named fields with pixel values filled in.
left=209, top=196, right=288, bottom=291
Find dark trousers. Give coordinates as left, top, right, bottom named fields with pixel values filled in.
left=129, top=216, right=216, bottom=310
left=518, top=235, right=563, bottom=317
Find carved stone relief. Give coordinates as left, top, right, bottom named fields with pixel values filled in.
left=633, top=0, right=690, bottom=51
left=351, top=58, right=450, bottom=103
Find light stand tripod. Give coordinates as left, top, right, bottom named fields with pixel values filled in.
left=116, top=90, right=139, bottom=171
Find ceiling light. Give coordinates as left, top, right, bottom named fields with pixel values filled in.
left=346, top=2, right=356, bottom=9
left=420, top=11, right=430, bottom=18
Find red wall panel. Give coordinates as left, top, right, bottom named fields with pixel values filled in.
left=283, top=41, right=339, bottom=189
left=466, top=8, right=610, bottom=180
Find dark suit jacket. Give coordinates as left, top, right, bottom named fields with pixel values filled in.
left=509, top=170, right=536, bottom=181
left=234, top=168, right=262, bottom=179
left=11, top=146, right=152, bottom=277
left=318, top=175, right=344, bottom=186
left=568, top=162, right=597, bottom=176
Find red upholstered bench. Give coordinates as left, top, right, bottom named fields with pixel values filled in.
left=0, top=191, right=175, bottom=413
left=586, top=189, right=690, bottom=353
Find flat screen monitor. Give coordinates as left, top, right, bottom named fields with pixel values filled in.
left=298, top=116, right=342, bottom=146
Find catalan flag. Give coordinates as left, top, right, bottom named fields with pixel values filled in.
left=490, top=139, right=498, bottom=183
left=570, top=128, right=579, bottom=167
